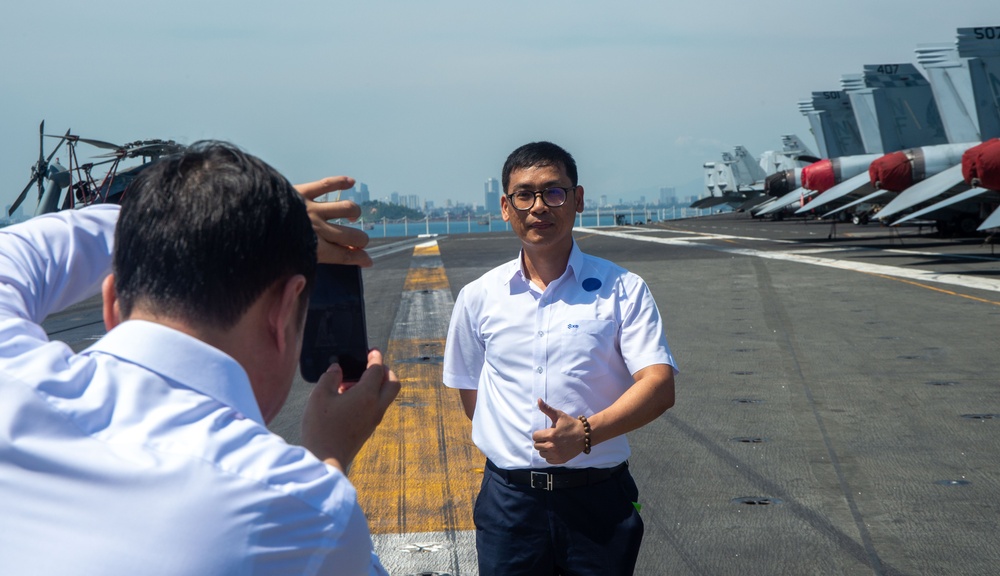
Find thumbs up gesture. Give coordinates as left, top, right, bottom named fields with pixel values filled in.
left=532, top=398, right=587, bottom=464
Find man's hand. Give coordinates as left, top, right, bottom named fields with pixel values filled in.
left=532, top=398, right=587, bottom=465
left=301, top=349, right=400, bottom=473
left=294, top=177, right=373, bottom=267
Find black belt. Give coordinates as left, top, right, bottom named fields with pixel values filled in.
left=486, top=459, right=627, bottom=491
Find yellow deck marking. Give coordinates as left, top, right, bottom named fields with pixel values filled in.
left=869, top=273, right=1000, bottom=306
left=402, top=267, right=450, bottom=292
left=412, top=244, right=440, bottom=256
left=350, top=243, right=479, bottom=535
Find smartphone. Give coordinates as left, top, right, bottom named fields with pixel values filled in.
left=299, top=264, right=369, bottom=383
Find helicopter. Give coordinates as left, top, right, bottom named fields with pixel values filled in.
left=9, top=121, right=186, bottom=217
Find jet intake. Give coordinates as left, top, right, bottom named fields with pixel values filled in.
left=962, top=139, right=1000, bottom=190
left=802, top=159, right=835, bottom=193
left=869, top=151, right=914, bottom=191
left=765, top=170, right=796, bottom=197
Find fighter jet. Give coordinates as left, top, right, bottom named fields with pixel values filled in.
left=791, top=62, right=951, bottom=219
left=966, top=139, right=1000, bottom=230
left=690, top=161, right=732, bottom=210
left=754, top=134, right=822, bottom=218
left=755, top=86, right=877, bottom=218
left=691, top=146, right=770, bottom=211
left=873, top=27, right=1000, bottom=234
left=760, top=134, right=821, bottom=198
left=694, top=137, right=815, bottom=216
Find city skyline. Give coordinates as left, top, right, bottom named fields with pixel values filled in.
left=3, top=2, right=987, bottom=220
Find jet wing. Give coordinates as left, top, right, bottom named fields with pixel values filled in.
left=691, top=196, right=733, bottom=209
left=821, top=190, right=891, bottom=218
left=756, top=187, right=811, bottom=216
left=875, top=164, right=967, bottom=221
left=796, top=172, right=873, bottom=214
left=751, top=197, right=778, bottom=214
left=737, top=195, right=771, bottom=211
left=891, top=187, right=997, bottom=225
left=690, top=196, right=718, bottom=209
left=978, top=205, right=1000, bottom=231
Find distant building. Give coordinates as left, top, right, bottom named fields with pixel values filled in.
left=340, top=188, right=359, bottom=204
left=357, top=182, right=370, bottom=204
left=659, top=187, right=675, bottom=204
left=484, top=178, right=500, bottom=214
left=390, top=192, right=401, bottom=206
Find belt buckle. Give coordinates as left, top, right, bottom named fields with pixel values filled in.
left=530, top=471, right=553, bottom=491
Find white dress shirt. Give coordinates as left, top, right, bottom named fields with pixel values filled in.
left=0, top=206, right=386, bottom=576
left=443, top=242, right=676, bottom=470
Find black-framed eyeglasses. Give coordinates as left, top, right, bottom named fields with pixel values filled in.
left=505, top=186, right=576, bottom=211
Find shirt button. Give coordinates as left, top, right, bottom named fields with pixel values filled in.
left=537, top=331, right=544, bottom=337
left=536, top=367, right=543, bottom=374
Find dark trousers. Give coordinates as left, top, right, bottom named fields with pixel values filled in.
left=474, top=461, right=644, bottom=576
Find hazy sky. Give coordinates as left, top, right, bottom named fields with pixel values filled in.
left=1, top=1, right=994, bottom=213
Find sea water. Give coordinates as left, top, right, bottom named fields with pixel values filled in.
left=347, top=207, right=713, bottom=239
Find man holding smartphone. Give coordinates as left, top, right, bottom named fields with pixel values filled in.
left=0, top=141, right=398, bottom=575
left=443, top=141, right=678, bottom=575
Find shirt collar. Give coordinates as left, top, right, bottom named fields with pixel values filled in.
left=505, top=240, right=584, bottom=289
left=84, top=320, right=264, bottom=425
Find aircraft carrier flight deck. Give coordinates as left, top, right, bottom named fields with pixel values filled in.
left=45, top=214, right=1000, bottom=576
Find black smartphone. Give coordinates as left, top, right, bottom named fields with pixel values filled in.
left=299, top=264, right=369, bottom=383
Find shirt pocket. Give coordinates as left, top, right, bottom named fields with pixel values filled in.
left=557, top=319, right=616, bottom=378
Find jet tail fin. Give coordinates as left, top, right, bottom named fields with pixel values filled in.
left=957, top=26, right=1000, bottom=140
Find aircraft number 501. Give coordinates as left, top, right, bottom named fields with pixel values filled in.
left=973, top=27, right=1000, bottom=40
left=875, top=64, right=898, bottom=74
left=822, top=91, right=840, bottom=100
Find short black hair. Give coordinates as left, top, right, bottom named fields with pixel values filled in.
left=501, top=141, right=578, bottom=193
left=114, top=141, right=316, bottom=329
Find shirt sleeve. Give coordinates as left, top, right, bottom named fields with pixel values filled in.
left=0, top=205, right=118, bottom=325
left=618, top=275, right=677, bottom=376
left=311, top=503, right=388, bottom=576
left=442, top=285, right=485, bottom=390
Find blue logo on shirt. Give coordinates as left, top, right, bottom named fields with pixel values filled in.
left=567, top=323, right=579, bottom=330
left=582, top=278, right=602, bottom=292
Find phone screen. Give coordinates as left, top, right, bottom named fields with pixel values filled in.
left=299, top=264, right=369, bottom=383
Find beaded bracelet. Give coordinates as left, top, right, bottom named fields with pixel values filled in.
left=578, top=415, right=592, bottom=454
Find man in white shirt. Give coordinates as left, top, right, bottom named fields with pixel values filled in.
left=0, top=141, right=398, bottom=575
left=444, top=141, right=677, bottom=575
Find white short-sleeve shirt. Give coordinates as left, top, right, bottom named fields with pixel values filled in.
left=443, top=242, right=676, bottom=470
left=0, top=206, right=386, bottom=576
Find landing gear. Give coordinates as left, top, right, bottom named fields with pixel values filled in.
left=957, top=216, right=979, bottom=235
left=936, top=215, right=983, bottom=237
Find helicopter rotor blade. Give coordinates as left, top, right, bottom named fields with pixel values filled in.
left=92, top=150, right=127, bottom=159
left=8, top=178, right=38, bottom=216
left=43, top=129, right=70, bottom=164
left=10, top=122, right=47, bottom=215
left=45, top=134, right=122, bottom=150
left=77, top=137, right=122, bottom=150
left=38, top=121, right=45, bottom=164
left=10, top=123, right=71, bottom=216
left=34, top=126, right=49, bottom=199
